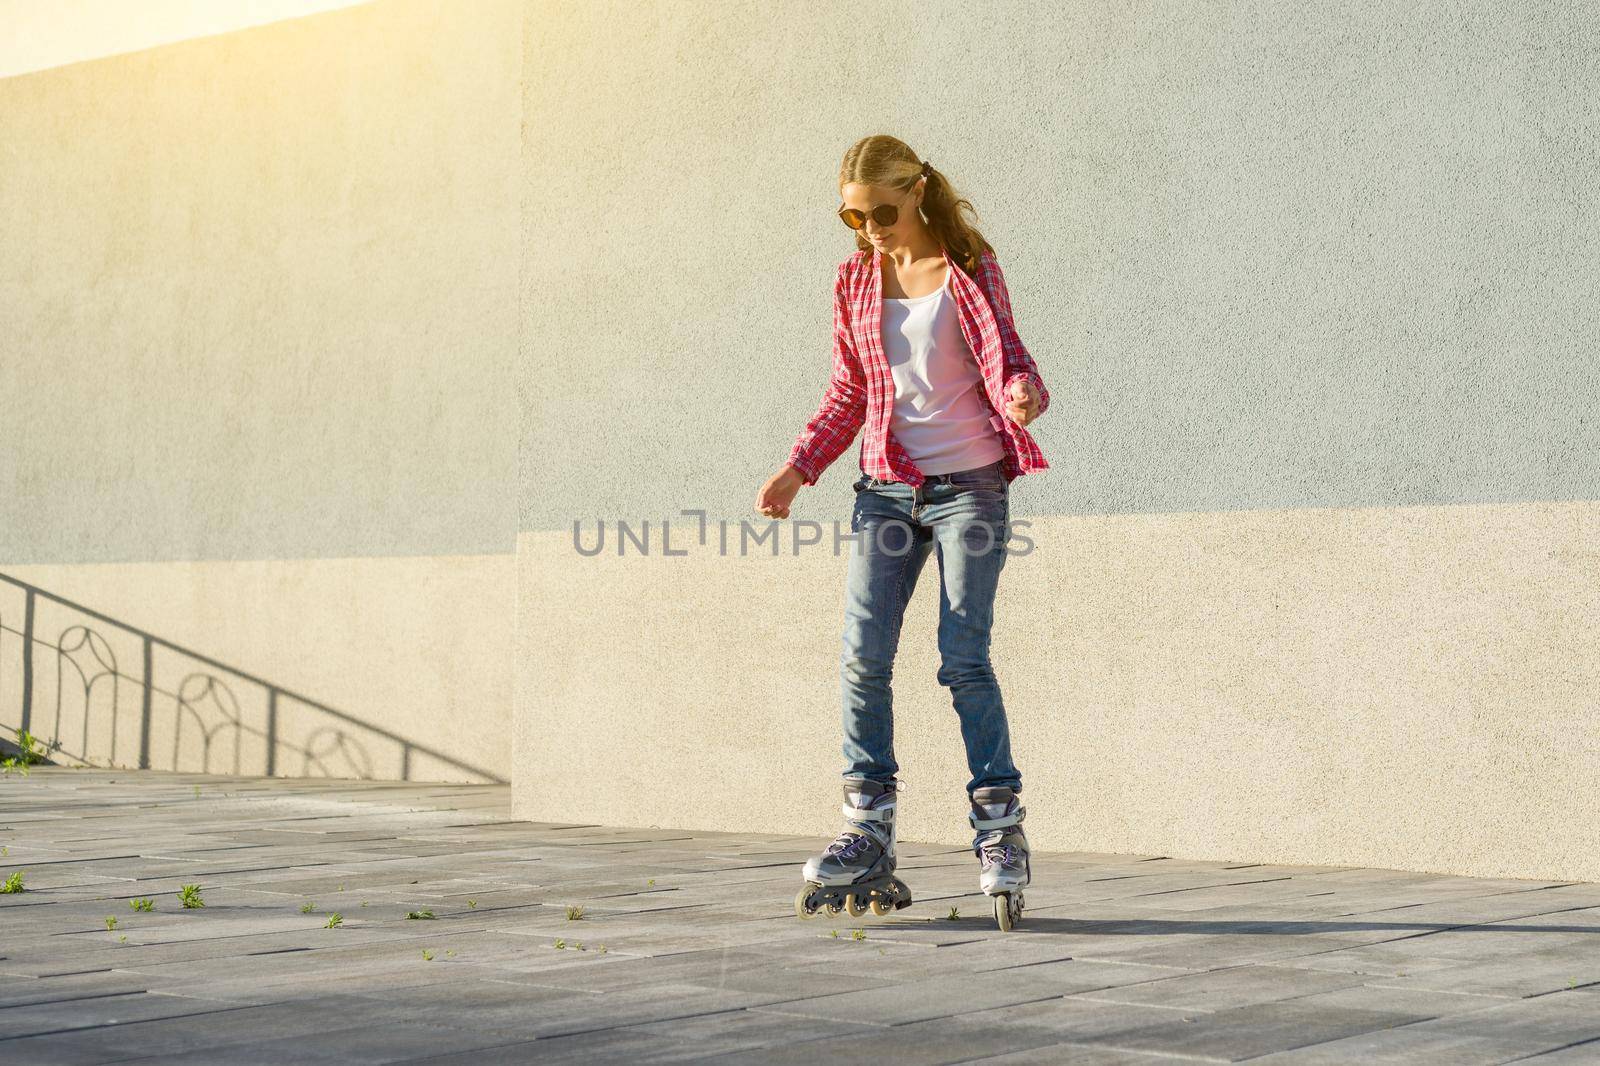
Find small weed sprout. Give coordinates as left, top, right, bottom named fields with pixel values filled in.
left=466, top=899, right=477, bottom=909
left=565, top=905, right=585, bottom=920
left=119, top=935, right=128, bottom=943
left=405, top=908, right=435, bottom=920
left=130, top=898, right=155, bottom=912
left=829, top=929, right=839, bottom=938
left=445, top=949, right=456, bottom=958
left=104, top=916, right=118, bottom=931
left=947, top=906, right=960, bottom=920
left=646, top=879, right=655, bottom=886
left=193, top=784, right=200, bottom=798
left=178, top=884, right=204, bottom=909
left=1, top=871, right=24, bottom=894
left=325, top=913, right=343, bottom=928
left=421, top=948, right=434, bottom=961
left=597, top=944, right=607, bottom=954
left=554, top=938, right=566, bottom=949
left=2, top=730, right=47, bottom=774
left=851, top=929, right=866, bottom=941
left=360, top=901, right=369, bottom=908
left=300, top=902, right=315, bottom=914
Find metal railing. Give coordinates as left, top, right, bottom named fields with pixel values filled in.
left=0, top=572, right=503, bottom=783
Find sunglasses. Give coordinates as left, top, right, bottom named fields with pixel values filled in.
left=837, top=186, right=918, bottom=231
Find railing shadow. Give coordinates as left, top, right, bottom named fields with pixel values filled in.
left=0, top=572, right=504, bottom=784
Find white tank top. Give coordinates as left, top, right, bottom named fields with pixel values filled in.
left=881, top=271, right=1007, bottom=475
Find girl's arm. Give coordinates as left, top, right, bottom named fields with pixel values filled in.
left=787, top=265, right=868, bottom=485
left=975, top=250, right=1051, bottom=416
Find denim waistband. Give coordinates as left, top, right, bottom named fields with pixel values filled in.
left=863, top=458, right=1005, bottom=488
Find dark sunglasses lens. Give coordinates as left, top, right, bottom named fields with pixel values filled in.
left=839, top=208, right=867, bottom=230
left=872, top=205, right=899, bottom=227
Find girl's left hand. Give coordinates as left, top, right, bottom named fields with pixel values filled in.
left=1004, top=379, right=1040, bottom=428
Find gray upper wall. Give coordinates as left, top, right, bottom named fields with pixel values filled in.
left=1, top=0, right=521, bottom=565
left=3, top=1, right=1595, bottom=564
left=520, top=0, right=1598, bottom=535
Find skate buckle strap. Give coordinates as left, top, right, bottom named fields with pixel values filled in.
left=980, top=840, right=1020, bottom=865
left=968, top=805, right=1025, bottom=831
left=842, top=803, right=895, bottom=822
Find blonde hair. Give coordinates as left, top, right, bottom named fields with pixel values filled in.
left=839, top=134, right=993, bottom=276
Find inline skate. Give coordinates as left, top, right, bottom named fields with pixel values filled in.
left=970, top=785, right=1030, bottom=930
left=795, top=777, right=913, bottom=919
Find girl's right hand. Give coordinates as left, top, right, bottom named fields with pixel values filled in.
left=755, top=465, right=805, bottom=520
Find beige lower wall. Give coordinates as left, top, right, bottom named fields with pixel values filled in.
left=514, top=499, right=1600, bottom=882
left=0, top=554, right=513, bottom=783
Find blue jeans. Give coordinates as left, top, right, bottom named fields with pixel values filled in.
left=838, top=458, right=1022, bottom=795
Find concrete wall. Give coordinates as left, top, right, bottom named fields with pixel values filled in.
left=3, top=0, right=1595, bottom=878
left=514, top=1, right=1600, bottom=880
left=1, top=0, right=522, bottom=782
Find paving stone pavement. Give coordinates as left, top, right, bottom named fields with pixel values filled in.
left=2, top=768, right=1599, bottom=1064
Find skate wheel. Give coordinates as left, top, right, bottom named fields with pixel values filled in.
left=844, top=892, right=868, bottom=918
left=794, top=885, right=819, bottom=920
left=823, top=901, right=843, bottom=916
left=994, top=892, right=1015, bottom=932
left=869, top=896, right=892, bottom=917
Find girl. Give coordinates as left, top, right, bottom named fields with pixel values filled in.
left=755, top=135, right=1051, bottom=930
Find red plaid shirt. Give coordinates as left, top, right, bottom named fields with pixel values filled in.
left=787, top=246, right=1050, bottom=488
